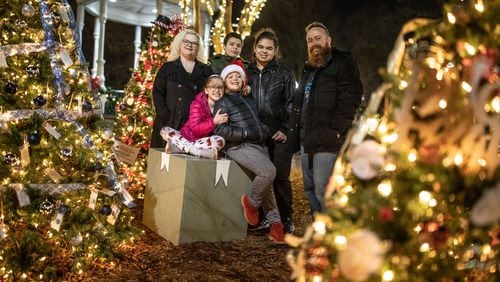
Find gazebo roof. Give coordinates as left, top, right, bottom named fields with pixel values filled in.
left=81, top=0, right=207, bottom=27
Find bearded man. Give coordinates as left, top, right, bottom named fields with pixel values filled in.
left=287, top=22, right=363, bottom=214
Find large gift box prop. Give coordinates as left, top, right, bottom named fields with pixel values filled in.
left=143, top=148, right=251, bottom=245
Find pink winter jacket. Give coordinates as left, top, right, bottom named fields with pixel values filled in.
left=180, top=92, right=216, bottom=142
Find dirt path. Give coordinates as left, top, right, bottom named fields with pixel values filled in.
left=84, top=170, right=310, bottom=281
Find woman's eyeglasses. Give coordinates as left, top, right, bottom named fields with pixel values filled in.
left=206, top=86, right=224, bottom=91
left=182, top=39, right=200, bottom=47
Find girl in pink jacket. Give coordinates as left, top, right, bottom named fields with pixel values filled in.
left=160, top=75, right=227, bottom=159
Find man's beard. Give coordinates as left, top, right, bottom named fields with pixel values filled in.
left=307, top=45, right=331, bottom=68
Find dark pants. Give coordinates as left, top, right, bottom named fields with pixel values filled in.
left=267, top=140, right=293, bottom=221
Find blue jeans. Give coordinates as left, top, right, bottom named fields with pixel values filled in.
left=300, top=146, right=337, bottom=215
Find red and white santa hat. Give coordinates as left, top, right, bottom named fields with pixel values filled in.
left=220, top=59, right=247, bottom=83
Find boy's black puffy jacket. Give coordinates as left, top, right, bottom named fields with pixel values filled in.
left=213, top=92, right=270, bottom=148
left=247, top=59, right=295, bottom=135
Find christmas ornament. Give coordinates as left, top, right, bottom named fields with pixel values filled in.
left=60, top=146, right=73, bottom=158
left=26, top=64, right=40, bottom=77
left=39, top=198, right=55, bottom=215
left=100, top=205, right=112, bottom=216
left=378, top=206, right=394, bottom=222
left=3, top=153, right=18, bottom=165
left=15, top=19, right=27, bottom=28
left=71, top=233, right=83, bottom=246
left=349, top=140, right=386, bottom=180
left=0, top=120, right=8, bottom=133
left=92, top=162, right=103, bottom=171
left=4, top=82, right=18, bottom=95
left=33, top=95, right=47, bottom=107
left=22, top=3, right=36, bottom=17
left=338, top=229, right=384, bottom=281
left=101, top=128, right=114, bottom=140
left=81, top=100, right=93, bottom=112
left=58, top=204, right=71, bottom=214
left=470, top=182, right=500, bottom=227
left=119, top=103, right=127, bottom=110
left=28, top=130, right=41, bottom=145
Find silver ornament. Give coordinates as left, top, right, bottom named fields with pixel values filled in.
left=22, top=4, right=36, bottom=17
left=101, top=128, right=114, bottom=140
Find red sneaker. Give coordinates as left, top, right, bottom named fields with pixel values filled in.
left=241, top=195, right=259, bottom=226
left=269, top=222, right=285, bottom=244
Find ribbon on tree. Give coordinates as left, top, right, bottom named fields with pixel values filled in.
left=0, top=43, right=47, bottom=68
left=39, top=0, right=69, bottom=109
left=5, top=183, right=86, bottom=194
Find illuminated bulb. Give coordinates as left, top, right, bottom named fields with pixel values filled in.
left=491, top=96, right=500, bottom=113
left=420, top=242, right=430, bottom=252
left=334, top=175, right=345, bottom=186
left=339, top=194, right=349, bottom=206
left=446, top=12, right=456, bottom=24
left=126, top=97, right=135, bottom=106
left=334, top=235, right=347, bottom=246
left=382, top=270, right=394, bottom=281
left=313, top=275, right=322, bottom=282
left=474, top=1, right=484, bottom=13
left=366, top=117, right=378, bottom=132
left=482, top=244, right=491, bottom=255
left=435, top=69, right=444, bottom=81
left=382, top=132, right=398, bottom=144
left=399, top=80, right=408, bottom=89
left=385, top=163, right=397, bottom=172
left=477, top=158, right=487, bottom=167
left=378, top=123, right=387, bottom=134
left=464, top=42, right=476, bottom=56
left=377, top=180, right=393, bottom=197
left=438, top=99, right=447, bottom=109
left=127, top=125, right=134, bottom=132
left=414, top=225, right=422, bottom=233
left=408, top=149, right=417, bottom=162
left=312, top=220, right=326, bottom=235
left=419, top=191, right=432, bottom=204
left=454, top=152, right=463, bottom=166
left=429, top=198, right=437, bottom=207
left=461, top=81, right=472, bottom=93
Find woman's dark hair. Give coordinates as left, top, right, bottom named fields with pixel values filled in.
left=224, top=32, right=243, bottom=45
left=252, top=28, right=280, bottom=60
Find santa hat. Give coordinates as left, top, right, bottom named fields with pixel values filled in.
left=220, top=59, right=247, bottom=84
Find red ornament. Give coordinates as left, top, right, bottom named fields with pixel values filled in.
left=379, top=206, right=394, bottom=222
left=418, top=143, right=441, bottom=165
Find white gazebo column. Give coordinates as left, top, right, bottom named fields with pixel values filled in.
left=133, top=25, right=142, bottom=70
left=156, top=0, right=163, bottom=16
left=76, top=3, right=85, bottom=40
left=96, top=0, right=108, bottom=84
left=91, top=18, right=100, bottom=77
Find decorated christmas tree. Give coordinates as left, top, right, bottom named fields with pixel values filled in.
left=0, top=0, right=140, bottom=279
left=287, top=1, right=499, bottom=281
left=114, top=15, right=187, bottom=192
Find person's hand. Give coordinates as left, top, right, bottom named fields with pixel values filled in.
left=213, top=109, right=228, bottom=125
left=272, top=130, right=287, bottom=143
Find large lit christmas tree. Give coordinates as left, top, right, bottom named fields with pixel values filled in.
left=114, top=15, right=186, bottom=192
left=287, top=0, right=499, bottom=281
left=0, top=0, right=139, bottom=279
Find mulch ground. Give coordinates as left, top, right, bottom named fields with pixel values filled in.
left=83, top=170, right=311, bottom=281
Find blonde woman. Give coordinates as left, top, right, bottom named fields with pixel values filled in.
left=151, top=29, right=213, bottom=148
